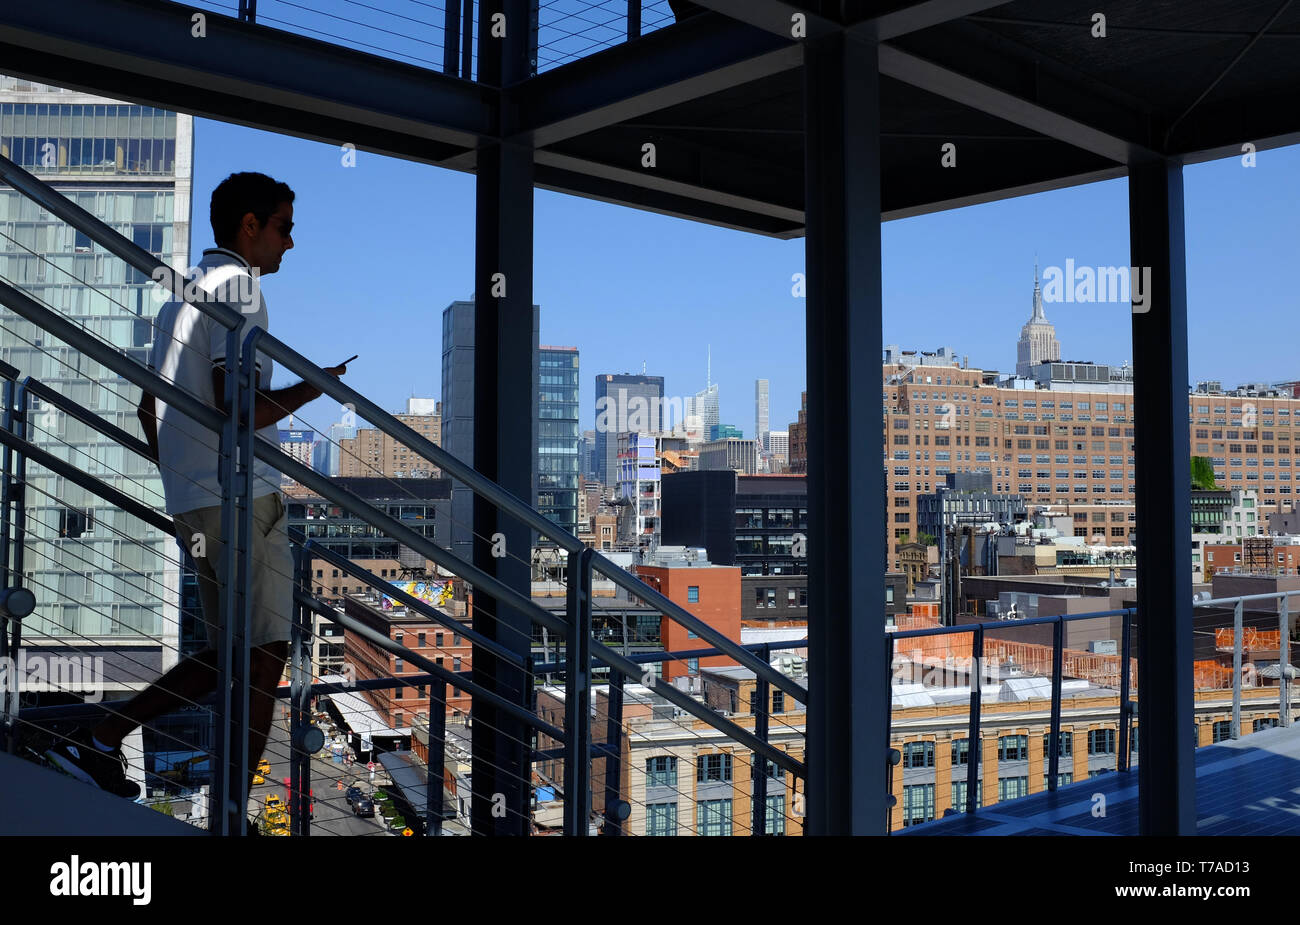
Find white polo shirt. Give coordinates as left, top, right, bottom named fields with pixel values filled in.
left=147, top=247, right=283, bottom=516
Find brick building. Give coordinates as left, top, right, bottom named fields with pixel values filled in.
left=634, top=548, right=740, bottom=683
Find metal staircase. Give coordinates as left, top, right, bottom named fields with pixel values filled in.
left=0, top=151, right=807, bottom=836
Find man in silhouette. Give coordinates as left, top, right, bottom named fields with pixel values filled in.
left=47, top=173, right=347, bottom=804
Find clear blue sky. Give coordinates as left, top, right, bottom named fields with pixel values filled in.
left=190, top=116, right=1300, bottom=442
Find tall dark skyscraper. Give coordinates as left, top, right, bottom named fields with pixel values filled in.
left=538, top=346, right=579, bottom=539
left=440, top=299, right=539, bottom=561
left=595, top=373, right=665, bottom=487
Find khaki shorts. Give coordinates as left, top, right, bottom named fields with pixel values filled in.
left=173, top=491, right=294, bottom=651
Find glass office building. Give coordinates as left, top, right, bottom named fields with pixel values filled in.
left=538, top=346, right=579, bottom=539
left=0, top=76, right=193, bottom=662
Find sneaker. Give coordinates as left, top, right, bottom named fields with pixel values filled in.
left=44, top=728, right=141, bottom=800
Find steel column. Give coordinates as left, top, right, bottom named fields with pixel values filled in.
left=1282, top=596, right=1291, bottom=727
left=1048, top=618, right=1063, bottom=789
left=600, top=671, right=625, bottom=835
left=562, top=548, right=592, bottom=835
left=289, top=545, right=312, bottom=836
left=470, top=0, right=536, bottom=837
left=1118, top=609, right=1133, bottom=772
left=753, top=666, right=769, bottom=836
left=803, top=31, right=887, bottom=835
left=427, top=685, right=448, bottom=836
left=1129, top=158, right=1195, bottom=835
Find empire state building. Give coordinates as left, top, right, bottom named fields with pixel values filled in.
left=1016, top=265, right=1061, bottom=377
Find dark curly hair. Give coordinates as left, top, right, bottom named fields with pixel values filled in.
left=209, top=172, right=295, bottom=248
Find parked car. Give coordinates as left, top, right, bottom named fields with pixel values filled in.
left=353, top=797, right=375, bottom=818
left=345, top=786, right=363, bottom=806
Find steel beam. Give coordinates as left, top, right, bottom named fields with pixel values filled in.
left=470, top=0, right=537, bottom=839
left=852, top=0, right=1015, bottom=41
left=878, top=44, right=1153, bottom=164
left=0, top=0, right=491, bottom=162
left=507, top=16, right=800, bottom=149
left=1128, top=157, right=1195, bottom=835
left=660, top=0, right=839, bottom=40
left=803, top=32, right=887, bottom=836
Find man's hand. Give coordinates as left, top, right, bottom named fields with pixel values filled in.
left=306, top=360, right=349, bottom=401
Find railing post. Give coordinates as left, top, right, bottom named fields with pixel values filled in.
left=461, top=0, right=475, bottom=80
left=1280, top=594, right=1291, bottom=728
left=212, top=328, right=247, bottom=836
left=0, top=375, right=14, bottom=754
left=5, top=383, right=29, bottom=755
left=563, top=547, right=592, bottom=835
left=289, top=544, right=312, bottom=836
left=1232, top=599, right=1243, bottom=740
left=753, top=643, right=770, bottom=836
left=1119, top=608, right=1133, bottom=772
left=627, top=0, right=641, bottom=40
left=1048, top=617, right=1063, bottom=790
left=427, top=684, right=447, bottom=836
left=965, top=625, right=983, bottom=813
left=443, top=0, right=461, bottom=75
left=600, top=667, right=625, bottom=835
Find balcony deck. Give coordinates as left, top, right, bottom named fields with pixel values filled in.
left=899, top=723, right=1300, bottom=836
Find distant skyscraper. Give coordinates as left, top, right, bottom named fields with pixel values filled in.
left=320, top=421, right=358, bottom=477
left=1016, top=263, right=1061, bottom=377
left=755, top=379, right=769, bottom=449
left=440, top=300, right=539, bottom=560
left=539, top=346, right=579, bottom=539
left=580, top=429, right=597, bottom=481
left=767, top=430, right=789, bottom=469
left=279, top=428, right=315, bottom=487
left=595, top=373, right=664, bottom=486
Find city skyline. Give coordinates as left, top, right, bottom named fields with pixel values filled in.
left=187, top=117, right=1300, bottom=452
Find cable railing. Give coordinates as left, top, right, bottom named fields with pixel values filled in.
left=887, top=594, right=1300, bottom=832
left=0, top=148, right=806, bottom=835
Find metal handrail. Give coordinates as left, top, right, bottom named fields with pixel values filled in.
left=887, top=604, right=1138, bottom=824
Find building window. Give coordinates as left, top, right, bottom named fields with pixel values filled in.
left=646, top=756, right=677, bottom=787
left=997, top=776, right=1029, bottom=801
left=950, top=780, right=983, bottom=812
left=697, top=753, right=733, bottom=783
left=394, top=658, right=403, bottom=673
left=1212, top=720, right=1233, bottom=743
left=902, top=741, right=935, bottom=769
left=901, top=783, right=935, bottom=826
left=647, top=802, right=677, bottom=836
left=687, top=657, right=699, bottom=674
left=1253, top=717, right=1279, bottom=732
left=687, top=586, right=699, bottom=603
left=1043, top=772, right=1074, bottom=788
left=435, top=632, right=444, bottom=646
left=765, top=794, right=786, bottom=835
left=772, top=690, right=785, bottom=714
left=951, top=738, right=982, bottom=766
left=417, top=632, right=426, bottom=647
left=1043, top=731, right=1073, bottom=758
left=997, top=734, right=1028, bottom=761
left=1088, top=728, right=1117, bottom=754
left=394, top=712, right=403, bottom=727
left=697, top=799, right=732, bottom=836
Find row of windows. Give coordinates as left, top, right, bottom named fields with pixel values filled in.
left=645, top=796, right=787, bottom=836
left=909, top=730, right=1128, bottom=769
